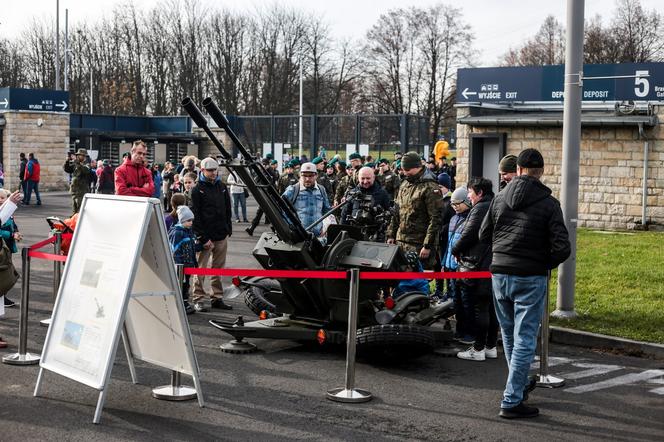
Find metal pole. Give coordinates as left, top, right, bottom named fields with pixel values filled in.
left=642, top=140, right=649, bottom=227
left=41, top=232, right=62, bottom=327
left=55, top=0, right=60, bottom=90
left=327, top=269, right=372, bottom=403
left=537, top=271, right=565, bottom=387
left=270, top=114, right=275, bottom=160
left=3, top=248, right=40, bottom=365
left=553, top=0, right=584, bottom=320
left=299, top=63, right=303, bottom=159
left=64, top=9, right=68, bottom=91
left=152, top=264, right=197, bottom=401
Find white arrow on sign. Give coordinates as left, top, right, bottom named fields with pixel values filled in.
left=461, top=87, right=477, bottom=100
left=56, top=101, right=68, bottom=111
left=0, top=98, right=8, bottom=108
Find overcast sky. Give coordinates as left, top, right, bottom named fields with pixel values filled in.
left=2, top=0, right=662, bottom=66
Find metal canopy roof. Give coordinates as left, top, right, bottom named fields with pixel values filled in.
left=458, top=112, right=658, bottom=127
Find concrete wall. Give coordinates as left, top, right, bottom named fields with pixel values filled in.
left=1, top=111, right=69, bottom=191
left=455, top=106, right=664, bottom=230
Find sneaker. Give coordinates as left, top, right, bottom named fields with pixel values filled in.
left=484, top=347, right=498, bottom=359
left=457, top=347, right=486, bottom=361
left=245, top=227, right=254, bottom=236
left=499, top=402, right=539, bottom=419
left=235, top=219, right=241, bottom=223
left=211, top=299, right=233, bottom=310
left=193, top=302, right=209, bottom=312
left=243, top=219, right=249, bottom=223
left=4, top=297, right=16, bottom=308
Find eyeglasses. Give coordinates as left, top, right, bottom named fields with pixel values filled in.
left=451, top=201, right=463, bottom=206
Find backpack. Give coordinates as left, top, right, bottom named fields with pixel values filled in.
left=0, top=242, right=19, bottom=295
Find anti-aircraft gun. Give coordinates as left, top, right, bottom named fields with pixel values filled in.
left=182, top=97, right=454, bottom=356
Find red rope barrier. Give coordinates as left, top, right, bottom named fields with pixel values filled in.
left=28, top=236, right=56, bottom=251
left=25, top=236, right=493, bottom=280
left=28, top=251, right=67, bottom=262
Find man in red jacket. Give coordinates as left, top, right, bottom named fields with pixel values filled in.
left=114, top=140, right=154, bottom=197
left=23, top=153, right=42, bottom=205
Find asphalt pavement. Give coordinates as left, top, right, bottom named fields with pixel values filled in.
left=0, top=192, right=662, bottom=441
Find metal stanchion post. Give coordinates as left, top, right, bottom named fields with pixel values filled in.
left=327, top=268, right=372, bottom=403
left=537, top=271, right=565, bottom=388
left=3, top=248, right=40, bottom=365
left=152, top=264, right=197, bottom=400
left=41, top=232, right=62, bottom=327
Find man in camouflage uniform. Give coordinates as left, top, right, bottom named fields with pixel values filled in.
left=62, top=148, right=91, bottom=213
left=387, top=151, right=442, bottom=269
left=312, top=157, right=334, bottom=204
left=376, top=158, right=401, bottom=200
left=277, top=160, right=299, bottom=194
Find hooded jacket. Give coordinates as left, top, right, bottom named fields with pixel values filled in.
left=479, top=175, right=570, bottom=276
left=452, top=192, right=493, bottom=271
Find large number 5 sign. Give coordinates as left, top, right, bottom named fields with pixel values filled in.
left=634, top=70, right=650, bottom=98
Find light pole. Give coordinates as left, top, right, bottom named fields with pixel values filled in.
left=298, top=62, right=303, bottom=159
left=55, top=0, right=60, bottom=90
left=64, top=9, right=69, bottom=91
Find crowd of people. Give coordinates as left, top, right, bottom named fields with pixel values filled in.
left=1, top=140, right=570, bottom=419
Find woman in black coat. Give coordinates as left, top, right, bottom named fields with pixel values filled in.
left=451, top=177, right=499, bottom=361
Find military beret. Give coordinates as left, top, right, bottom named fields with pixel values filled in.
left=270, top=159, right=278, bottom=165
left=338, top=161, right=347, bottom=168
left=378, top=158, right=389, bottom=165
left=312, top=157, right=324, bottom=165
left=265, top=153, right=274, bottom=159
left=329, top=157, right=338, bottom=166
left=365, top=162, right=375, bottom=168
left=348, top=152, right=362, bottom=161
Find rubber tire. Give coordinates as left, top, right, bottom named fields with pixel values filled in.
left=244, top=285, right=276, bottom=315
left=356, top=324, right=435, bottom=361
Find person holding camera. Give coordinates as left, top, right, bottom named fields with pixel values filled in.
left=63, top=149, right=91, bottom=213
left=340, top=166, right=390, bottom=241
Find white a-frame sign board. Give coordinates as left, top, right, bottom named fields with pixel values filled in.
left=35, top=194, right=204, bottom=423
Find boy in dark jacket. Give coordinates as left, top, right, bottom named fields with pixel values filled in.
left=480, top=148, right=570, bottom=419
left=168, top=205, right=199, bottom=314
left=452, top=177, right=497, bottom=362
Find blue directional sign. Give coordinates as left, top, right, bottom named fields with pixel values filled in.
left=0, top=88, right=70, bottom=112
left=456, top=62, right=664, bottom=103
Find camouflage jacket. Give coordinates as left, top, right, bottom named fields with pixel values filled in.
left=334, top=174, right=350, bottom=204
left=387, top=167, right=442, bottom=248
left=63, top=160, right=91, bottom=195
left=377, top=170, right=401, bottom=200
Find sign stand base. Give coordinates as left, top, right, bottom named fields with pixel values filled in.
left=152, top=371, right=197, bottom=401
left=3, top=352, right=40, bottom=365
left=326, top=388, right=373, bottom=403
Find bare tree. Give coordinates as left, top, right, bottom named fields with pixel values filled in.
left=500, top=15, right=564, bottom=66
left=611, top=0, right=664, bottom=62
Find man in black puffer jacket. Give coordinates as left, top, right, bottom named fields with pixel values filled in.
left=479, top=148, right=570, bottom=419
left=191, top=157, right=233, bottom=312
left=452, top=177, right=498, bottom=362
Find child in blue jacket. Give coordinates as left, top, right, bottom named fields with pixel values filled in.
left=168, top=205, right=200, bottom=315
left=392, top=251, right=430, bottom=299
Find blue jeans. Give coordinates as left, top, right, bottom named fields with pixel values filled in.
left=232, top=192, right=247, bottom=221
left=492, top=273, right=547, bottom=409
left=24, top=180, right=41, bottom=204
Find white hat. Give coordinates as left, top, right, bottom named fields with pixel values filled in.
left=300, top=162, right=316, bottom=174
left=200, top=157, right=218, bottom=170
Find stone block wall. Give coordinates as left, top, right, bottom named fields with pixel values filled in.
left=1, top=111, right=69, bottom=191
left=455, top=106, right=664, bottom=230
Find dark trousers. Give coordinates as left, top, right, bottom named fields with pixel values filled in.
left=24, top=181, right=41, bottom=204
left=460, top=278, right=499, bottom=350
left=248, top=208, right=267, bottom=233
